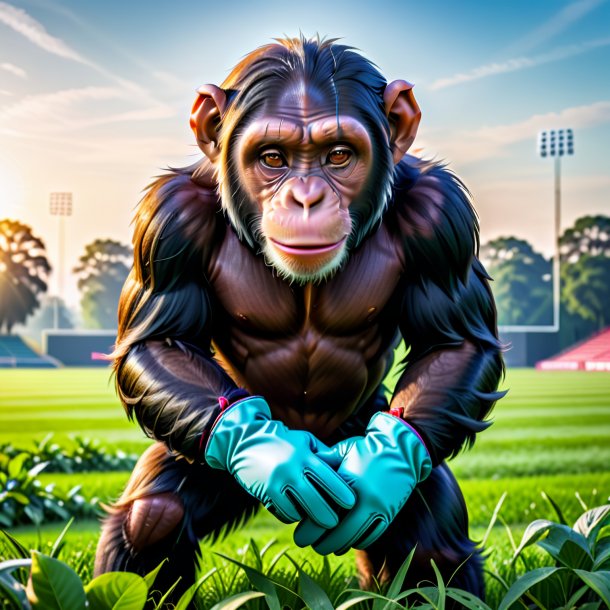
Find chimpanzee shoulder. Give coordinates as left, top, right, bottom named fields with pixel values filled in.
left=386, top=156, right=480, bottom=295
left=130, top=163, right=223, bottom=293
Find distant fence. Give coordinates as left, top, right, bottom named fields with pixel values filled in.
left=42, top=330, right=117, bottom=366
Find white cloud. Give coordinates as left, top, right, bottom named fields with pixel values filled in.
left=505, top=0, right=607, bottom=55
left=0, top=86, right=175, bottom=135
left=0, top=87, right=126, bottom=124
left=429, top=37, right=610, bottom=90
left=0, top=2, right=91, bottom=65
left=0, top=61, right=26, bottom=78
left=419, top=100, right=610, bottom=164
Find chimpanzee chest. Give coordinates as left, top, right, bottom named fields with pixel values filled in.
left=205, top=226, right=404, bottom=436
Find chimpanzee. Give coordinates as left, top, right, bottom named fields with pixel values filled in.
left=95, top=36, right=504, bottom=602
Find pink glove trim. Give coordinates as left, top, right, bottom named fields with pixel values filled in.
left=197, top=394, right=247, bottom=459
left=387, top=406, right=430, bottom=458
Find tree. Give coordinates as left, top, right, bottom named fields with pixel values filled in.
left=557, top=215, right=610, bottom=340
left=562, top=255, right=610, bottom=332
left=481, top=237, right=552, bottom=326
left=73, top=239, right=131, bottom=329
left=0, top=219, right=51, bottom=333
left=560, top=215, right=610, bottom=263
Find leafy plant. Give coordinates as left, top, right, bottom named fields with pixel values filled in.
left=498, top=503, right=610, bottom=609
left=0, top=453, right=98, bottom=527
left=0, top=435, right=138, bottom=474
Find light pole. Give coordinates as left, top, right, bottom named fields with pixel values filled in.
left=537, top=128, right=574, bottom=333
left=49, top=192, right=73, bottom=329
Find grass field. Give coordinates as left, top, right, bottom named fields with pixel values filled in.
left=1, top=366, right=609, bottom=603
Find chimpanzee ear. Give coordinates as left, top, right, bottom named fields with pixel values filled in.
left=190, top=84, right=228, bottom=162
left=383, top=80, right=421, bottom=164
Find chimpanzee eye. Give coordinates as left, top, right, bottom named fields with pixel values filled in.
left=327, top=147, right=352, bottom=167
left=260, top=150, right=287, bottom=169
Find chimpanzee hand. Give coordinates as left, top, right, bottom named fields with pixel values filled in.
left=293, top=411, right=432, bottom=555
left=205, top=396, right=356, bottom=528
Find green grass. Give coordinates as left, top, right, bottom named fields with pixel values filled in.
left=0, top=367, right=150, bottom=453
left=2, top=365, right=610, bottom=602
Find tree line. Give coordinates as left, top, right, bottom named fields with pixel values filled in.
left=483, top=215, right=610, bottom=348
left=0, top=218, right=130, bottom=334
left=1, top=215, right=609, bottom=350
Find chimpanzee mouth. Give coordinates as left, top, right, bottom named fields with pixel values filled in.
left=270, top=237, right=347, bottom=256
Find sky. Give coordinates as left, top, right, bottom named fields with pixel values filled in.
left=0, top=0, right=609, bottom=306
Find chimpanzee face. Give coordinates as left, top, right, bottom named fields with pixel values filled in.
left=190, top=47, right=420, bottom=284
left=234, top=84, right=374, bottom=283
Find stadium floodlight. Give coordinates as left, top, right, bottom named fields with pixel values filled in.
left=49, top=192, right=73, bottom=330
left=499, top=130, right=574, bottom=334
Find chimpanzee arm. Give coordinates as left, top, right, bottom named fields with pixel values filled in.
left=390, top=160, right=505, bottom=467
left=113, top=168, right=240, bottom=462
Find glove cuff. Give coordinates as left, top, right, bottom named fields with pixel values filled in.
left=368, top=411, right=432, bottom=482
left=204, top=396, right=271, bottom=469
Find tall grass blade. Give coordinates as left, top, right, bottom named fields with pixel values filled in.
left=215, top=552, right=282, bottom=610
left=0, top=530, right=30, bottom=559
left=174, top=568, right=218, bottom=610
left=431, top=560, right=445, bottom=610
left=209, top=591, right=265, bottom=609
left=540, top=491, right=567, bottom=525
left=481, top=492, right=507, bottom=548
left=446, top=589, right=492, bottom=610
left=372, top=546, right=416, bottom=610
left=297, top=566, right=334, bottom=610
left=49, top=518, right=75, bottom=559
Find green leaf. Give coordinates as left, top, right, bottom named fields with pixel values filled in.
left=26, top=551, right=86, bottom=610
left=446, top=589, right=492, bottom=610
left=511, top=519, right=555, bottom=563
left=373, top=546, right=416, bottom=610
left=8, top=492, right=30, bottom=505
left=593, top=539, right=610, bottom=569
left=8, top=453, right=30, bottom=479
left=215, top=553, right=281, bottom=610
left=85, top=572, right=147, bottom=610
left=297, top=567, right=334, bottom=610
left=209, top=591, right=265, bottom=610
left=498, top=567, right=563, bottom=610
left=538, top=528, right=592, bottom=569
left=573, top=570, right=610, bottom=607
left=574, top=505, right=610, bottom=542
left=142, top=559, right=167, bottom=591
left=174, top=568, right=218, bottom=610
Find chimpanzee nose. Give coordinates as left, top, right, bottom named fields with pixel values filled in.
left=289, top=177, right=326, bottom=210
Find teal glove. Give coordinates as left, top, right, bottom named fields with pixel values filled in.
left=205, top=396, right=356, bottom=528
left=294, top=411, right=432, bottom=555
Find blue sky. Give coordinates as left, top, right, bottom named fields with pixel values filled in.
left=0, top=0, right=609, bottom=305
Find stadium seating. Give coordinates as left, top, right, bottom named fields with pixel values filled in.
left=537, top=327, right=610, bottom=371
left=0, top=335, right=59, bottom=368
